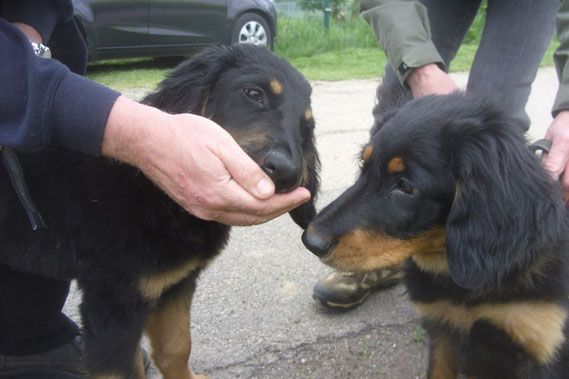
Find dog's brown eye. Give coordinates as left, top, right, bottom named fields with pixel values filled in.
left=244, top=88, right=265, bottom=104
left=396, top=179, right=416, bottom=195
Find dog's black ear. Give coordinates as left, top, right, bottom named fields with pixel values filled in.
left=142, top=45, right=241, bottom=114
left=444, top=116, right=565, bottom=290
left=289, top=143, right=320, bottom=229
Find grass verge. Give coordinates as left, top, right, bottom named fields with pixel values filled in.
left=86, top=14, right=559, bottom=90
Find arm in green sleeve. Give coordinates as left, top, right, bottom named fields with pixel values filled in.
left=360, top=0, right=444, bottom=86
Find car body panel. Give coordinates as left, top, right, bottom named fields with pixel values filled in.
left=71, top=0, right=276, bottom=61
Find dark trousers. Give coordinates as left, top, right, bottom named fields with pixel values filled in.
left=384, top=0, right=560, bottom=130
left=0, top=264, right=78, bottom=354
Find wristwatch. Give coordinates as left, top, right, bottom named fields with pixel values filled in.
left=30, top=41, right=51, bottom=58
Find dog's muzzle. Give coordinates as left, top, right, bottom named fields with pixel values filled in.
left=302, top=228, right=334, bottom=258
left=261, top=149, right=302, bottom=193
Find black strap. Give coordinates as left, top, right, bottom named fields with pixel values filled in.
left=529, top=139, right=552, bottom=154
left=2, top=147, right=47, bottom=230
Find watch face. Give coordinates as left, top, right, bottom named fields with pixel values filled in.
left=30, top=42, right=51, bottom=58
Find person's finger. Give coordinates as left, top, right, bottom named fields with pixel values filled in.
left=197, top=187, right=311, bottom=226
left=214, top=134, right=276, bottom=199
left=542, top=143, right=569, bottom=180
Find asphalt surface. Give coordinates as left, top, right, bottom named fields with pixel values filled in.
left=63, top=67, right=558, bottom=378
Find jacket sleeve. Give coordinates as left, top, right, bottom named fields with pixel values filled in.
left=360, top=0, right=444, bottom=86
left=553, top=0, right=569, bottom=116
left=0, top=13, right=119, bottom=156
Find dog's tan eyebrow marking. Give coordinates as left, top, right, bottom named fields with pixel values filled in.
left=363, top=145, right=373, bottom=163
left=270, top=79, right=283, bottom=95
left=304, top=108, right=313, bottom=121
left=387, top=156, right=405, bottom=174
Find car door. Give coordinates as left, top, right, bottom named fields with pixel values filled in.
left=73, top=0, right=149, bottom=49
left=148, top=0, right=227, bottom=46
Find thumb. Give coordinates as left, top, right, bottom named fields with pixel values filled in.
left=217, top=136, right=276, bottom=199
left=542, top=141, right=569, bottom=180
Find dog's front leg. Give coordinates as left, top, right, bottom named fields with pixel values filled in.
left=427, top=335, right=459, bottom=379
left=145, top=276, right=205, bottom=379
left=80, top=285, right=149, bottom=379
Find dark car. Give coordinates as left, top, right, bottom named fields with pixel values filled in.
left=72, top=0, right=277, bottom=62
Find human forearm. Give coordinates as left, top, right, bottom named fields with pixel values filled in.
left=360, top=0, right=444, bottom=85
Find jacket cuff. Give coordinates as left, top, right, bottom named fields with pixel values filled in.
left=396, top=43, right=445, bottom=86
left=51, top=71, right=120, bottom=156
left=1, top=0, right=63, bottom=43
left=552, top=84, right=569, bottom=116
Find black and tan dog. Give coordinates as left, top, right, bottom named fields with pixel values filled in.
left=0, top=44, right=319, bottom=378
left=303, top=86, right=569, bottom=378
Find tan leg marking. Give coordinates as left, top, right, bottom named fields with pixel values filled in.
left=138, top=259, right=204, bottom=300
left=414, top=300, right=567, bottom=364
left=134, top=346, right=145, bottom=379
left=324, top=226, right=446, bottom=272
left=304, top=108, right=313, bottom=121
left=146, top=289, right=197, bottom=379
left=412, top=250, right=449, bottom=275
left=429, top=337, right=458, bottom=379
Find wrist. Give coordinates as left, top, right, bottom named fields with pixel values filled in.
left=555, top=110, right=569, bottom=123
left=406, top=63, right=441, bottom=89
left=101, top=96, right=164, bottom=167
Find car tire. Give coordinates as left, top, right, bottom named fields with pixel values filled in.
left=231, top=13, right=273, bottom=49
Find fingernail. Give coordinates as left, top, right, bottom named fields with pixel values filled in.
left=256, top=177, right=274, bottom=197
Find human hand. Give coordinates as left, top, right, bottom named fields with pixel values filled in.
left=406, top=63, right=459, bottom=98
left=102, top=96, right=311, bottom=225
left=542, top=110, right=569, bottom=202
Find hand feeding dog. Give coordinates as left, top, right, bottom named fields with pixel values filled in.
left=0, top=44, right=319, bottom=378
left=302, top=86, right=569, bottom=378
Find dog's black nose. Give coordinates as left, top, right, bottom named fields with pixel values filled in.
left=261, top=150, right=300, bottom=193
left=302, top=229, right=332, bottom=258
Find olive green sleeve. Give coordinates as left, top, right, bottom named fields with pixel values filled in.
left=360, top=0, right=444, bottom=86
left=553, top=0, right=569, bottom=115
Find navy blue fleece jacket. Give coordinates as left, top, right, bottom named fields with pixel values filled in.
left=0, top=0, right=120, bottom=156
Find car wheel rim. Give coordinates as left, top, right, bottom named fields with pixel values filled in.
left=238, top=21, right=267, bottom=46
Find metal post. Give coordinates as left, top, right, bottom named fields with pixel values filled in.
left=323, top=0, right=330, bottom=30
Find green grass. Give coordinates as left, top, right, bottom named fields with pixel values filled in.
left=86, top=10, right=559, bottom=90
left=86, top=58, right=175, bottom=91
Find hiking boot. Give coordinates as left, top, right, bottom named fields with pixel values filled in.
left=0, top=335, right=151, bottom=378
left=313, top=266, right=403, bottom=310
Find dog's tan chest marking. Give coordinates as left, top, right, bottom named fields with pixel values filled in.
left=414, top=300, right=567, bottom=364
left=139, top=258, right=209, bottom=300
left=387, top=156, right=405, bottom=174
left=270, top=79, right=283, bottom=95
left=325, top=226, right=445, bottom=272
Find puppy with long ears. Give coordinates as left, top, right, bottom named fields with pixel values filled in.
left=303, top=85, right=569, bottom=378
left=0, top=44, right=319, bottom=378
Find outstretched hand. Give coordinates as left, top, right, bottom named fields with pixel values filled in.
left=102, top=96, right=311, bottom=225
